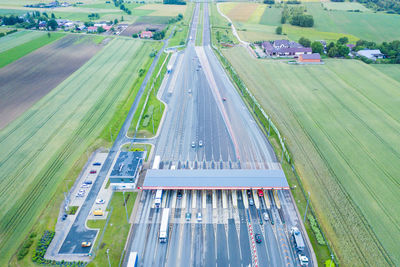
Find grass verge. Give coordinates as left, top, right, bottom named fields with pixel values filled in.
left=127, top=52, right=170, bottom=138
left=0, top=32, right=65, bottom=68
left=195, top=3, right=204, bottom=46
left=87, top=192, right=137, bottom=267
left=122, top=143, right=152, bottom=161
left=168, top=2, right=194, bottom=47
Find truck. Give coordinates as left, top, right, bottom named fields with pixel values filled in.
left=152, top=155, right=161, bottom=169
left=127, top=251, right=138, bottom=267
left=291, top=226, right=305, bottom=251
left=159, top=208, right=170, bottom=243
left=155, top=189, right=163, bottom=208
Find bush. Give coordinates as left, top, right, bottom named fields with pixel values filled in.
left=263, top=0, right=275, bottom=4
left=275, top=26, right=282, bottom=35
left=308, top=214, right=326, bottom=245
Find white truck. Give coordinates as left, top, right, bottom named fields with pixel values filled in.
left=291, top=226, right=305, bottom=251
left=155, top=189, right=163, bottom=208
left=159, top=208, right=170, bottom=243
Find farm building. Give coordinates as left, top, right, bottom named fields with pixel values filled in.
left=357, top=49, right=384, bottom=60
left=87, top=26, right=98, bottom=33
left=298, top=53, right=321, bottom=63
left=261, top=40, right=312, bottom=58
left=140, top=31, right=153, bottom=38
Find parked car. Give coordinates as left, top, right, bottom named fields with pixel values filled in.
left=258, top=189, right=264, bottom=197
left=93, top=162, right=101, bottom=166
left=255, top=234, right=262, bottom=243
left=96, top=199, right=105, bottom=204
left=185, top=212, right=191, bottom=221
left=81, top=242, right=92, bottom=247
left=197, top=212, right=202, bottom=222
left=90, top=170, right=97, bottom=174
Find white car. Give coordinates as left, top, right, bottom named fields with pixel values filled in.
left=263, top=212, right=269, bottom=221
left=197, top=212, right=202, bottom=222
left=81, top=184, right=90, bottom=188
left=96, top=199, right=105, bottom=204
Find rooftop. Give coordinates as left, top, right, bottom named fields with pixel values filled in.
left=142, top=169, right=289, bottom=190
left=110, top=151, right=145, bottom=179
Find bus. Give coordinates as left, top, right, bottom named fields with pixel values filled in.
left=159, top=208, right=170, bottom=243
left=152, top=155, right=161, bottom=169
left=127, top=251, right=138, bottom=267
left=155, top=189, right=163, bottom=208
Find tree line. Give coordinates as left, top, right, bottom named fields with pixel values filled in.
left=281, top=5, right=314, bottom=27
left=0, top=12, right=58, bottom=30
left=357, top=0, right=400, bottom=14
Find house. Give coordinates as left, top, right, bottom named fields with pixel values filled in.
left=140, top=31, right=153, bottom=38
left=262, top=40, right=310, bottom=57
left=318, top=40, right=327, bottom=48
left=87, top=26, right=98, bottom=33
left=261, top=41, right=274, bottom=56
left=357, top=49, right=384, bottom=60
left=298, top=53, right=321, bottom=63
left=38, top=21, right=47, bottom=29
left=273, top=39, right=290, bottom=49
left=102, top=25, right=112, bottom=31
left=346, top=44, right=355, bottom=51
left=278, top=47, right=312, bottom=57
left=109, top=151, right=145, bottom=190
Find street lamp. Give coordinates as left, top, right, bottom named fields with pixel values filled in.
left=106, top=248, right=111, bottom=267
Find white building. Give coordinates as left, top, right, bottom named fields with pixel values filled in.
left=357, top=49, right=384, bottom=60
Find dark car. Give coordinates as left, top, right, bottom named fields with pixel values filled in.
left=93, top=162, right=101, bottom=166
left=255, top=234, right=262, bottom=243
left=84, top=180, right=93, bottom=185
left=61, top=213, right=68, bottom=221
left=90, top=170, right=97, bottom=174
left=177, top=190, right=183, bottom=199
left=247, top=189, right=252, bottom=196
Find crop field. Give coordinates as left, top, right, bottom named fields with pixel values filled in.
left=225, top=2, right=260, bottom=22
left=372, top=65, right=400, bottom=83
left=0, top=35, right=103, bottom=130
left=0, top=38, right=155, bottom=264
left=136, top=3, right=187, bottom=16
left=223, top=46, right=399, bottom=267
left=322, top=2, right=369, bottom=11
left=235, top=22, right=285, bottom=42
left=0, top=31, right=45, bottom=53
left=0, top=32, right=64, bottom=68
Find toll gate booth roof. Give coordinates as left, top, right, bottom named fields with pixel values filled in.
left=142, top=169, right=289, bottom=190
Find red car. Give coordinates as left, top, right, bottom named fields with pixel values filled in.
left=90, top=170, right=97, bottom=174
left=258, top=189, right=264, bottom=197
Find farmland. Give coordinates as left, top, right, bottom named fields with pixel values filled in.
left=0, top=35, right=103, bottom=129
left=372, top=64, right=400, bottom=83
left=223, top=46, right=400, bottom=266
left=0, top=31, right=45, bottom=53
left=0, top=32, right=64, bottom=68
left=0, top=38, right=155, bottom=264
left=218, top=2, right=400, bottom=42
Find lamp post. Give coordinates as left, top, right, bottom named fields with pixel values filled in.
left=106, top=248, right=111, bottom=267
left=304, top=191, right=310, bottom=223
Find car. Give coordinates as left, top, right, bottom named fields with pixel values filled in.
left=263, top=212, right=269, bottom=221
left=191, top=141, right=196, bottom=148
left=79, top=189, right=85, bottom=193
left=76, top=192, right=84, bottom=197
left=81, top=241, right=92, bottom=247
left=197, top=212, right=202, bottom=222
left=90, top=170, right=97, bottom=174
left=96, top=199, right=105, bottom=204
left=177, top=190, right=182, bottom=199
left=249, top=198, right=254, bottom=206
left=222, top=97, right=227, bottom=101
left=84, top=180, right=93, bottom=185
left=188, top=89, right=192, bottom=94
left=61, top=213, right=68, bottom=221
left=255, top=234, right=262, bottom=243
left=198, top=140, right=203, bottom=147
left=247, top=189, right=252, bottom=196
left=81, top=184, right=90, bottom=188
left=258, top=189, right=263, bottom=197
left=185, top=212, right=191, bottom=221
left=93, top=162, right=101, bottom=166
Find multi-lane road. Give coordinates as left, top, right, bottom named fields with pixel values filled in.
left=126, top=2, right=314, bottom=267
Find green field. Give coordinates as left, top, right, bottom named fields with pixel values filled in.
left=0, top=30, right=45, bottom=53
left=372, top=64, right=400, bottom=83
left=219, top=2, right=400, bottom=43
left=0, top=38, right=155, bottom=265
left=210, top=3, right=238, bottom=46
left=0, top=32, right=64, bottom=68
left=168, top=2, right=194, bottom=47
left=223, top=47, right=399, bottom=267
left=87, top=192, right=137, bottom=267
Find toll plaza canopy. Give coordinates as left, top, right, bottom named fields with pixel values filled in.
left=142, top=169, right=289, bottom=190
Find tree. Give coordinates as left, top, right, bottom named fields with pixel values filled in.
left=337, top=45, right=350, bottom=57
left=337, top=36, right=349, bottom=45
left=264, top=0, right=274, bottom=4
left=311, top=41, right=324, bottom=54
left=275, top=26, right=282, bottom=35
left=114, top=18, right=118, bottom=24
left=216, top=31, right=221, bottom=43
left=132, top=33, right=138, bottom=38
left=299, top=37, right=311, bottom=47
left=47, top=19, right=58, bottom=31
left=328, top=46, right=337, bottom=57
left=97, top=26, right=105, bottom=33
left=51, top=13, right=55, bottom=19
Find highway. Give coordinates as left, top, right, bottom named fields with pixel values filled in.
left=126, top=2, right=313, bottom=267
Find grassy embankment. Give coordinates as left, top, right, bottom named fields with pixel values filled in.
left=222, top=46, right=399, bottom=267
left=127, top=51, right=170, bottom=138
left=168, top=2, right=194, bottom=47
left=122, top=143, right=153, bottom=161
left=195, top=3, right=204, bottom=46
left=4, top=38, right=157, bottom=267
left=86, top=192, right=137, bottom=267
left=0, top=32, right=64, bottom=68
left=209, top=2, right=238, bottom=47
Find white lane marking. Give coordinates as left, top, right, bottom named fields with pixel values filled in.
left=242, top=190, right=249, bottom=209
left=222, top=190, right=228, bottom=209
left=171, top=190, right=177, bottom=209
left=212, top=190, right=217, bottom=209
left=192, top=190, right=197, bottom=209
left=232, top=190, right=238, bottom=208
left=202, top=190, right=207, bottom=209
left=263, top=190, right=271, bottom=209
left=182, top=190, right=187, bottom=209
left=253, top=189, right=260, bottom=209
